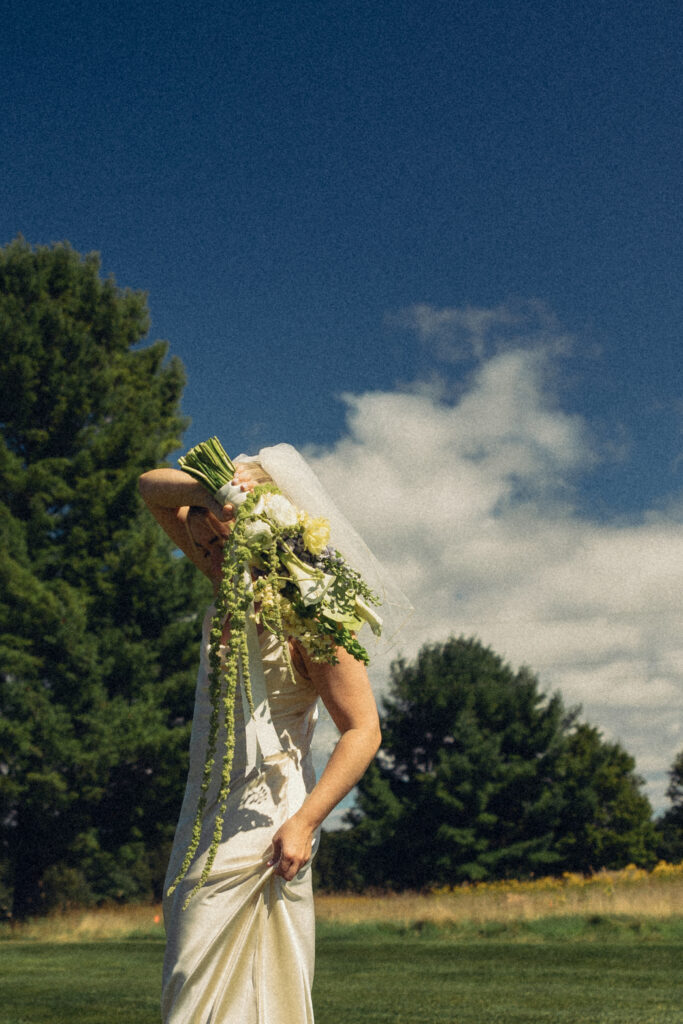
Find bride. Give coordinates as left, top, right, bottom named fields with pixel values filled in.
left=139, top=447, right=383, bottom=1023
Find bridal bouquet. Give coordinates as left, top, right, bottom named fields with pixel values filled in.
left=180, top=436, right=382, bottom=664
left=168, top=437, right=383, bottom=907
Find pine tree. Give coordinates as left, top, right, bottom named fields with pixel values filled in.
left=656, top=750, right=683, bottom=863
left=554, top=723, right=657, bottom=872
left=0, top=238, right=210, bottom=916
left=336, top=637, right=656, bottom=889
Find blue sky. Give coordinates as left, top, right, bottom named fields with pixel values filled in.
left=3, top=1, right=681, bottom=810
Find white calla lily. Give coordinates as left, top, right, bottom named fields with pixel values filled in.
left=354, top=596, right=383, bottom=636
left=280, top=548, right=334, bottom=606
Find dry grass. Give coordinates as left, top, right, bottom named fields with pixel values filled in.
left=315, top=861, right=683, bottom=926
left=0, top=902, right=167, bottom=943
left=2, top=862, right=681, bottom=941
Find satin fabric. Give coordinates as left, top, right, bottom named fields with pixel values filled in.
left=162, top=606, right=320, bottom=1023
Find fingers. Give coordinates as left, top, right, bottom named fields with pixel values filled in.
left=232, top=466, right=257, bottom=492
left=267, top=836, right=309, bottom=881
left=272, top=855, right=308, bottom=881
left=267, top=816, right=313, bottom=881
left=208, top=506, right=236, bottom=533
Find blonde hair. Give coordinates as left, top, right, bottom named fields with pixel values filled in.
left=236, top=461, right=273, bottom=485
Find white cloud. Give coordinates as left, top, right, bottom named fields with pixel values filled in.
left=307, top=307, right=682, bottom=813
left=391, top=298, right=572, bottom=363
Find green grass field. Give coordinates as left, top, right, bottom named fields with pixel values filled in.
left=1, top=918, right=681, bottom=1024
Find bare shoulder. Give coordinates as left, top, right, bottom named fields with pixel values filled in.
left=293, top=640, right=379, bottom=735
left=298, top=643, right=372, bottom=690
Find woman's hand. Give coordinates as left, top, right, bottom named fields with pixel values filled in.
left=231, top=464, right=256, bottom=490
left=267, top=812, right=314, bottom=881
left=214, top=465, right=258, bottom=522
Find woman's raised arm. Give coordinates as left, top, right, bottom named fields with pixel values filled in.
left=139, top=464, right=258, bottom=573
left=268, top=646, right=382, bottom=880
left=138, top=468, right=222, bottom=559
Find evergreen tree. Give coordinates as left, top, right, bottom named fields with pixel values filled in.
left=554, top=723, right=657, bottom=872
left=0, top=238, right=210, bottom=916
left=656, top=750, right=683, bottom=863
left=332, top=637, right=657, bottom=889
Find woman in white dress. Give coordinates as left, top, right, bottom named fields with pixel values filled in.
left=139, top=454, right=382, bottom=1024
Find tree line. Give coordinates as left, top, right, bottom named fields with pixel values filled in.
left=314, top=638, right=683, bottom=891
left=1, top=239, right=680, bottom=917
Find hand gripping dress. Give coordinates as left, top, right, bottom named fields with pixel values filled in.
left=162, top=604, right=320, bottom=1023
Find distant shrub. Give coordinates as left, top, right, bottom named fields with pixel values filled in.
left=40, top=865, right=95, bottom=914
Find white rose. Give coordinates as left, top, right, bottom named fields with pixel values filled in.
left=263, top=494, right=299, bottom=529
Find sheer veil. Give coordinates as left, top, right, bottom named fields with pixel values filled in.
left=234, top=443, right=413, bottom=659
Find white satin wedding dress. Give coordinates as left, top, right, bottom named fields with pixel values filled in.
left=162, top=603, right=320, bottom=1023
